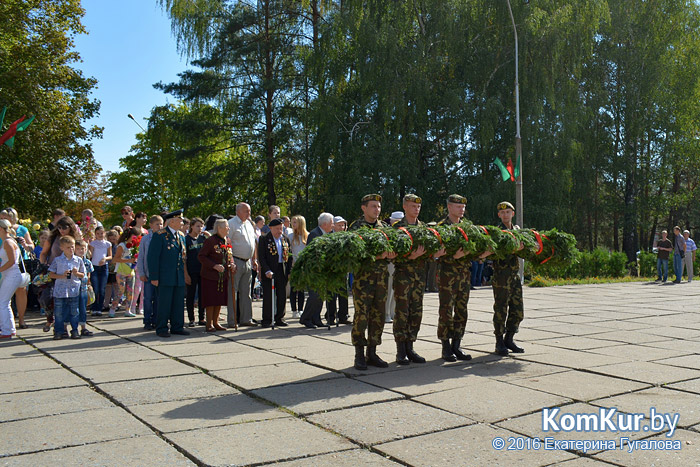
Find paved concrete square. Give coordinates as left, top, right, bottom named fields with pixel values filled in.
left=1, top=281, right=698, bottom=465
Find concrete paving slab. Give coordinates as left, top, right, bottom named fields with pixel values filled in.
left=72, top=358, right=199, bottom=384
left=641, top=338, right=700, bottom=353
left=0, top=407, right=152, bottom=457
left=536, top=336, right=624, bottom=350
left=0, top=354, right=61, bottom=373
left=1, top=367, right=86, bottom=394
left=50, top=345, right=164, bottom=367
left=0, top=385, right=114, bottom=422
left=309, top=399, right=473, bottom=445
left=148, top=339, right=249, bottom=357
left=252, top=377, right=403, bottom=415
left=376, top=423, right=577, bottom=466
left=583, top=343, right=691, bottom=362
left=98, top=373, right=238, bottom=406
left=180, top=349, right=296, bottom=371
left=666, top=377, right=700, bottom=395
left=551, top=458, right=614, bottom=466
left=510, top=370, right=650, bottom=402
left=593, top=429, right=700, bottom=466
left=0, top=340, right=42, bottom=360
left=591, top=361, right=700, bottom=385
left=0, top=435, right=195, bottom=466
left=414, top=376, right=570, bottom=423
left=355, top=364, right=472, bottom=396
left=166, top=417, right=354, bottom=466
left=274, top=448, right=400, bottom=466
left=652, top=354, right=700, bottom=370
left=591, top=387, right=700, bottom=427
left=213, top=361, right=343, bottom=390
left=24, top=335, right=129, bottom=353
left=456, top=359, right=568, bottom=382
left=129, top=393, right=288, bottom=432
left=517, top=346, right=632, bottom=370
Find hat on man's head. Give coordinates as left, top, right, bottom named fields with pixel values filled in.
left=403, top=194, right=422, bottom=204
left=390, top=211, right=404, bottom=222
left=447, top=194, right=467, bottom=204
left=163, top=209, right=184, bottom=221
left=269, top=218, right=284, bottom=227
left=497, top=201, right=515, bottom=211
left=333, top=216, right=346, bottom=224
left=361, top=193, right=382, bottom=204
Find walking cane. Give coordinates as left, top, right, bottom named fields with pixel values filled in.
left=270, top=272, right=275, bottom=330
left=229, top=264, right=237, bottom=331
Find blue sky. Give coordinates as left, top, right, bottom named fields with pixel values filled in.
left=74, top=0, right=188, bottom=174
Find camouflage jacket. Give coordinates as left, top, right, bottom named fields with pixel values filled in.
left=349, top=216, right=390, bottom=272
left=494, top=222, right=520, bottom=272
left=393, top=217, right=427, bottom=270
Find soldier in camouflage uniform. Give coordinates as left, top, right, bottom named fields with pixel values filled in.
left=348, top=194, right=397, bottom=370
left=392, top=194, right=428, bottom=365
left=436, top=195, right=472, bottom=362
left=491, top=201, right=525, bottom=356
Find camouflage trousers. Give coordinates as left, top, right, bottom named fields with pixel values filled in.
left=351, top=267, right=388, bottom=346
left=492, top=268, right=524, bottom=335
left=437, top=262, right=470, bottom=340
left=392, top=264, right=426, bottom=342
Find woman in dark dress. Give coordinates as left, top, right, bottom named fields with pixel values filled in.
left=198, top=219, right=236, bottom=331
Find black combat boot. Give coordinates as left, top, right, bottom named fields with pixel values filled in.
left=396, top=341, right=410, bottom=365
left=441, top=339, right=457, bottom=362
left=406, top=341, right=426, bottom=363
left=495, top=334, right=509, bottom=356
left=504, top=332, right=524, bottom=353
left=354, top=345, right=367, bottom=370
left=366, top=345, right=389, bottom=368
left=451, top=338, right=472, bottom=361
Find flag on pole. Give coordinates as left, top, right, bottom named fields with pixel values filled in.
left=0, top=116, right=26, bottom=147
left=4, top=115, right=35, bottom=148
left=494, top=157, right=515, bottom=182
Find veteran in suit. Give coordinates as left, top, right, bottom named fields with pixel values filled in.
left=147, top=209, right=191, bottom=337
left=258, top=218, right=293, bottom=327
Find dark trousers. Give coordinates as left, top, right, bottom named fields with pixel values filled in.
left=262, top=273, right=287, bottom=325
left=186, top=273, right=203, bottom=322
left=90, top=265, right=108, bottom=311
left=326, top=294, right=348, bottom=324
left=289, top=288, right=305, bottom=312
left=143, top=282, right=158, bottom=326
left=300, top=290, right=324, bottom=326
left=156, top=284, right=185, bottom=334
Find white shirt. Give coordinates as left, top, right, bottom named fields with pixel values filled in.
left=89, top=239, right=111, bottom=266
left=228, top=216, right=256, bottom=260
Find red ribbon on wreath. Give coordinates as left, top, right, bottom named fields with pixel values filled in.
left=456, top=226, right=469, bottom=243
left=427, top=227, right=442, bottom=245
left=479, top=225, right=489, bottom=235
left=398, top=227, right=414, bottom=257
left=531, top=229, right=544, bottom=255
left=539, top=234, right=555, bottom=264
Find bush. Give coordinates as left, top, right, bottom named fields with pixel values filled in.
left=528, top=247, right=635, bottom=279
left=638, top=251, right=657, bottom=277
left=607, top=251, right=628, bottom=277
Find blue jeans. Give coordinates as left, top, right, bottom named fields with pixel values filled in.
left=78, top=290, right=88, bottom=325
left=91, top=265, right=108, bottom=311
left=470, top=261, right=484, bottom=286
left=657, top=258, right=668, bottom=281
left=674, top=253, right=683, bottom=282
left=143, top=281, right=158, bottom=326
left=54, top=296, right=79, bottom=335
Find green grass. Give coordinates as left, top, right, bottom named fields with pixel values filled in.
left=526, top=275, right=660, bottom=287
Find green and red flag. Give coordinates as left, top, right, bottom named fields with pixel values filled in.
left=4, top=115, right=35, bottom=148
left=0, top=116, right=26, bottom=146
left=0, top=107, right=6, bottom=129
left=494, top=156, right=520, bottom=182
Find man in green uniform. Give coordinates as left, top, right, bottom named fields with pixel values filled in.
left=348, top=194, right=397, bottom=370
left=491, top=201, right=524, bottom=356
left=436, top=194, right=472, bottom=362
left=147, top=209, right=191, bottom=338
left=392, top=194, right=428, bottom=365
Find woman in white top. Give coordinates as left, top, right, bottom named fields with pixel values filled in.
left=88, top=226, right=113, bottom=316
left=289, top=215, right=308, bottom=318
left=0, top=219, right=22, bottom=337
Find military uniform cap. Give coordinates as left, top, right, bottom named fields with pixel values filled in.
left=269, top=218, right=284, bottom=227
left=403, top=194, right=422, bottom=204
left=361, top=193, right=382, bottom=203
left=447, top=194, right=467, bottom=204
left=497, top=201, right=515, bottom=211
left=163, top=209, right=184, bottom=221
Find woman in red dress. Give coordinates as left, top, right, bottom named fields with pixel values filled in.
left=198, top=219, right=236, bottom=331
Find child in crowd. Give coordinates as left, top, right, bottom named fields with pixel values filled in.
left=103, top=230, right=120, bottom=314
left=89, top=226, right=112, bottom=317
left=33, top=230, right=49, bottom=258
left=75, top=240, right=94, bottom=336
left=48, top=236, right=85, bottom=339
left=112, top=227, right=138, bottom=318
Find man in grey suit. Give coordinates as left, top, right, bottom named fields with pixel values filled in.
left=299, top=212, right=334, bottom=328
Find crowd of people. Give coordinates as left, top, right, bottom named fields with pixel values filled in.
left=2, top=198, right=694, bottom=368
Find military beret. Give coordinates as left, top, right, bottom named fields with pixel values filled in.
left=497, top=201, right=515, bottom=211
left=163, top=209, right=184, bottom=221
left=447, top=194, right=467, bottom=204
left=361, top=193, right=382, bottom=204
left=269, top=218, right=284, bottom=227
left=403, top=194, right=422, bottom=204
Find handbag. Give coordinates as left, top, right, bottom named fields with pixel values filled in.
left=116, top=261, right=134, bottom=276
left=87, top=284, right=95, bottom=306
left=18, top=256, right=31, bottom=288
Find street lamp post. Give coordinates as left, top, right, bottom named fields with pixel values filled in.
left=505, top=0, right=525, bottom=280
left=127, top=113, right=146, bottom=132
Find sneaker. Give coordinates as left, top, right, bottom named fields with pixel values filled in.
left=136, top=310, right=144, bottom=315
left=80, top=328, right=94, bottom=336
left=108, top=309, right=116, bottom=318
left=291, top=311, right=300, bottom=319
left=91, top=310, right=103, bottom=317
left=70, top=330, right=80, bottom=339
left=61, top=332, right=69, bottom=338
left=53, top=334, right=62, bottom=340
left=124, top=311, right=137, bottom=317
left=188, top=321, right=195, bottom=327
